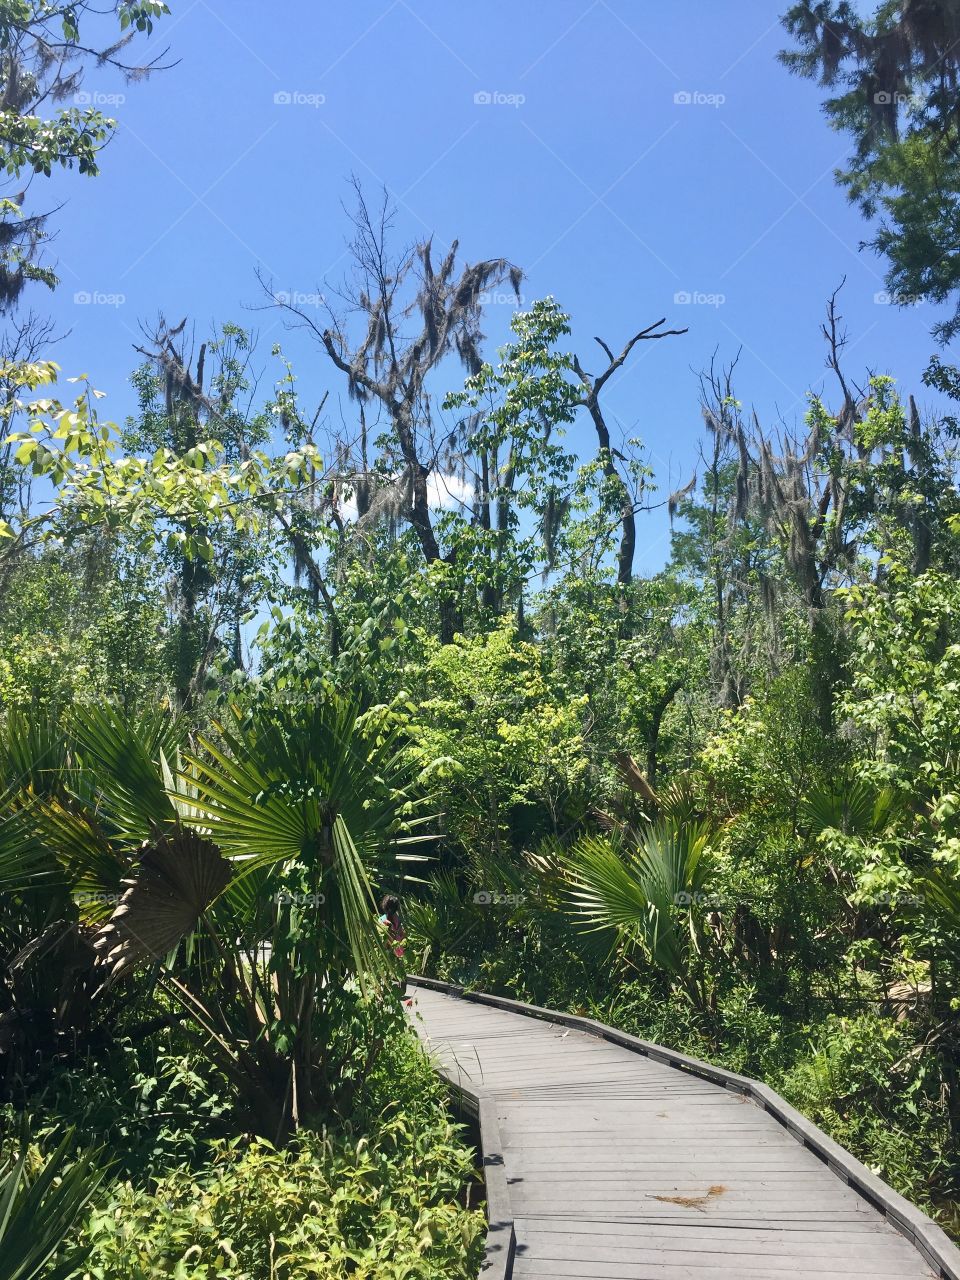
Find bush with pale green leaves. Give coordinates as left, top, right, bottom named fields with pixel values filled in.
left=408, top=623, right=590, bottom=855
left=61, top=1030, right=484, bottom=1280
left=80, top=1122, right=483, bottom=1280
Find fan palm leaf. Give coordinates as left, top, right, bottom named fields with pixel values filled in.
left=801, top=779, right=902, bottom=837
left=921, top=869, right=960, bottom=934
left=563, top=821, right=714, bottom=980
left=405, top=868, right=482, bottom=969
left=29, top=799, right=123, bottom=919
left=181, top=697, right=432, bottom=988
left=92, top=827, right=232, bottom=982
left=0, top=801, right=56, bottom=896
left=69, top=704, right=182, bottom=844
left=565, top=833, right=654, bottom=933
left=656, top=776, right=702, bottom=828
left=0, top=710, right=70, bottom=799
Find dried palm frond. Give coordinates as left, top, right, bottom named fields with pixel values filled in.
left=93, top=827, right=231, bottom=982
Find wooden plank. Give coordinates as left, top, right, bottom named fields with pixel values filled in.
left=510, top=1263, right=928, bottom=1280
left=515, top=1223, right=924, bottom=1255
left=512, top=1246, right=929, bottom=1277
left=406, top=982, right=954, bottom=1280
left=518, top=1216, right=899, bottom=1237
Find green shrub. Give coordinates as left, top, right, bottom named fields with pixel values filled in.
left=80, top=1125, right=482, bottom=1280
left=73, top=1031, right=484, bottom=1279
left=4, top=1034, right=234, bottom=1183
left=779, top=1012, right=951, bottom=1210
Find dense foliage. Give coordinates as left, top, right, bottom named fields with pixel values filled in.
left=781, top=0, right=960, bottom=341
left=3, top=0, right=960, bottom=1274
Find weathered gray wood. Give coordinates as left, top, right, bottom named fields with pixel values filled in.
left=407, top=978, right=960, bottom=1280
left=478, top=1096, right=517, bottom=1280
left=515, top=1222, right=926, bottom=1254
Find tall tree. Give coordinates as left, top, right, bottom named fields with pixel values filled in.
left=270, top=185, right=521, bottom=644
left=572, top=318, right=686, bottom=588
left=781, top=0, right=960, bottom=341
left=0, top=1, right=171, bottom=310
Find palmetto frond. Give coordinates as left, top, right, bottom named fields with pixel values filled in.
left=0, top=710, right=79, bottom=898
left=564, top=833, right=653, bottom=934
left=801, top=779, right=902, bottom=837
left=656, top=776, right=702, bottom=828
left=921, top=870, right=960, bottom=935
left=30, top=799, right=123, bottom=920
left=0, top=709, right=70, bottom=799
left=563, top=822, right=714, bottom=979
left=180, top=696, right=433, bottom=987
left=70, top=703, right=183, bottom=844
left=184, top=699, right=422, bottom=863
left=92, top=827, right=232, bottom=982
left=0, top=801, right=56, bottom=896
left=405, top=868, right=481, bottom=970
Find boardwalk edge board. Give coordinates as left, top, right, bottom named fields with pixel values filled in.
left=408, top=975, right=960, bottom=1280
left=415, top=1011, right=517, bottom=1279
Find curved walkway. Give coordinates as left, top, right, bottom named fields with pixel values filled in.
left=406, top=977, right=960, bottom=1280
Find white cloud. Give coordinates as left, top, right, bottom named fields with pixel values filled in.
left=337, top=471, right=473, bottom=525
left=426, top=472, right=473, bottom=511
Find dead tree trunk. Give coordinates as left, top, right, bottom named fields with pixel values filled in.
left=279, top=188, right=521, bottom=645
left=573, top=319, right=686, bottom=590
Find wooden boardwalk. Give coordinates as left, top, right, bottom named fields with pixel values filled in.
left=406, top=979, right=960, bottom=1280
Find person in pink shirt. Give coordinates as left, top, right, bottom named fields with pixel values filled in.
left=378, top=894, right=409, bottom=1000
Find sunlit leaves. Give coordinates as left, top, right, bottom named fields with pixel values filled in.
left=439, top=298, right=580, bottom=600
left=0, top=106, right=114, bottom=178
left=0, top=358, right=330, bottom=567
left=118, top=1, right=169, bottom=34
left=0, top=0, right=171, bottom=309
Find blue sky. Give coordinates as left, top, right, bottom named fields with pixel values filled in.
left=32, top=0, right=949, bottom=573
